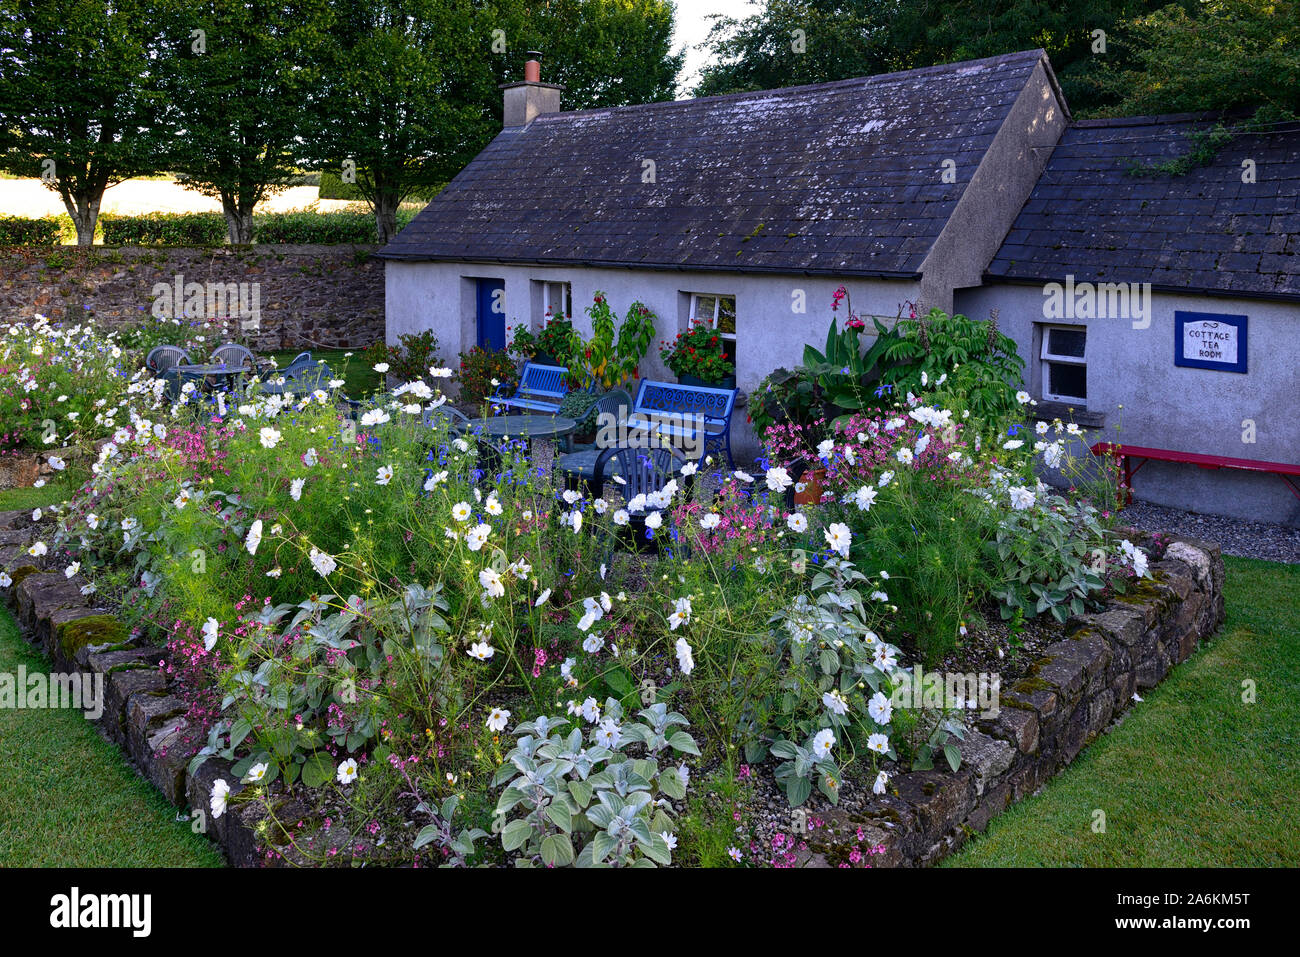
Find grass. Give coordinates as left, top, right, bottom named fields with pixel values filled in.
left=0, top=605, right=224, bottom=866
left=945, top=555, right=1300, bottom=867
left=265, top=347, right=383, bottom=397
left=0, top=478, right=223, bottom=866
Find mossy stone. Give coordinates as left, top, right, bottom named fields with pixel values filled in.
left=56, top=614, right=128, bottom=660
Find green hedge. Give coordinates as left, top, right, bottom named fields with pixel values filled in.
left=319, top=171, right=442, bottom=202
left=0, top=215, right=68, bottom=245
left=99, top=212, right=228, bottom=245
left=0, top=209, right=419, bottom=246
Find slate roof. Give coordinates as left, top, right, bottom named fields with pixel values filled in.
left=379, top=50, right=1052, bottom=276
left=986, top=115, right=1300, bottom=301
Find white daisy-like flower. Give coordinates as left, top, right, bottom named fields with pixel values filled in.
left=534, top=588, right=551, bottom=606
left=867, top=732, right=890, bottom=754
left=27, top=541, right=47, bottom=557
left=468, top=641, right=495, bottom=661
left=733, top=470, right=754, bottom=483
left=812, top=728, right=835, bottom=759
left=668, top=596, right=692, bottom=631
left=873, top=770, right=889, bottom=794
left=485, top=495, right=502, bottom=515
left=868, top=692, right=893, bottom=725
left=258, top=427, right=282, bottom=449
left=309, top=547, right=337, bottom=577
left=700, top=513, right=720, bottom=530
left=0, top=572, right=11, bottom=588
left=337, top=758, right=359, bottom=784
left=210, top=779, right=230, bottom=818
left=290, top=478, right=305, bottom=501
left=245, top=519, right=263, bottom=555
left=675, top=637, right=695, bottom=675
left=451, top=502, right=472, bottom=522
left=613, top=509, right=630, bottom=526
left=465, top=523, right=492, bottom=552
left=376, top=465, right=394, bottom=485
left=824, top=522, right=851, bottom=558
left=822, top=689, right=848, bottom=716
left=247, top=762, right=268, bottom=783
left=373, top=362, right=390, bottom=373
left=479, top=567, right=504, bottom=598
left=786, top=512, right=807, bottom=532
left=644, top=510, right=662, bottom=530
left=424, top=470, right=448, bottom=491
left=765, top=466, right=793, bottom=493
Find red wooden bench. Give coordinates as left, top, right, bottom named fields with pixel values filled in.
left=1090, top=442, right=1300, bottom=504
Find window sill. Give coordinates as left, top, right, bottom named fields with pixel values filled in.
left=1030, top=400, right=1105, bottom=429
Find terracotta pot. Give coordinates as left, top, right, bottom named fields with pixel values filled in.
left=793, top=467, right=827, bottom=506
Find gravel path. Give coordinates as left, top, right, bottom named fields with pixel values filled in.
left=1119, top=501, right=1300, bottom=564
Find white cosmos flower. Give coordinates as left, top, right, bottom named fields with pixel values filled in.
left=534, top=588, right=551, bottom=606
left=64, top=562, right=80, bottom=578
left=290, top=478, right=305, bottom=501
left=681, top=461, right=697, bottom=476
left=452, top=502, right=472, bottom=522
left=765, top=467, right=792, bottom=492
left=202, top=617, right=219, bottom=651
left=896, top=447, right=914, bottom=465
left=786, top=512, right=807, bottom=532
left=873, top=770, right=889, bottom=794
left=868, top=692, right=893, bottom=724
left=479, top=567, right=504, bottom=598
left=376, top=465, right=394, bottom=485
left=302, top=447, right=319, bottom=466
left=700, top=513, right=720, bottom=530
left=853, top=485, right=878, bottom=510
left=580, top=697, right=601, bottom=723
left=812, top=729, right=835, bottom=759
left=867, top=733, right=890, bottom=754
left=259, top=427, right=282, bottom=449
left=247, top=763, right=268, bottom=783
left=0, top=572, right=11, bottom=588
left=424, top=470, right=448, bottom=491
left=1016, top=390, right=1031, bottom=404
left=373, top=362, right=389, bottom=373
left=733, top=470, right=753, bottom=483
left=47, top=455, right=65, bottom=471
left=877, top=470, right=894, bottom=488
left=613, top=509, right=629, bottom=526
left=485, top=495, right=502, bottom=515
left=644, top=510, right=662, bottom=530
left=468, top=641, right=495, bottom=661
left=28, top=541, right=47, bottom=557
left=1008, top=486, right=1036, bottom=510
left=360, top=409, right=390, bottom=427
left=337, top=758, right=359, bottom=784
left=485, top=707, right=511, bottom=733
left=824, top=522, right=851, bottom=558
left=661, top=832, right=678, bottom=850
left=1003, top=439, right=1023, bottom=451
left=667, top=596, right=692, bottom=631
left=465, top=523, right=492, bottom=552
left=210, top=779, right=230, bottom=818
left=582, top=630, right=603, bottom=653
left=309, top=547, right=337, bottom=577
left=675, top=637, right=695, bottom=675
left=245, top=519, right=263, bottom=555
left=822, top=690, right=848, bottom=716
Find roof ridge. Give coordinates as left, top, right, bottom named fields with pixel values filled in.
left=532, top=48, right=1047, bottom=125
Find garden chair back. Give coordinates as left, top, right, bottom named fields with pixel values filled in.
left=146, top=345, right=191, bottom=373
left=491, top=362, right=570, bottom=414
left=626, top=379, right=737, bottom=467
left=422, top=405, right=471, bottom=433
left=590, top=443, right=690, bottom=501
left=211, top=343, right=256, bottom=369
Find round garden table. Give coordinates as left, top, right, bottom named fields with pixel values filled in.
left=465, top=414, right=578, bottom=449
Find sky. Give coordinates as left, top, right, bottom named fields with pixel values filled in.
left=672, top=0, right=758, bottom=97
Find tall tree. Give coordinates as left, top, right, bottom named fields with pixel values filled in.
left=160, top=0, right=329, bottom=243
left=0, top=0, right=172, bottom=245
left=1096, top=0, right=1299, bottom=120
left=303, top=0, right=684, bottom=244
left=694, top=1, right=1187, bottom=116
left=302, top=0, right=498, bottom=244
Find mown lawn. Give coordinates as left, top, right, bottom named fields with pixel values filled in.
left=945, top=555, right=1300, bottom=867
left=0, top=482, right=223, bottom=867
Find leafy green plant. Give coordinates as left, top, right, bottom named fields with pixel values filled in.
left=579, top=292, right=656, bottom=389
left=456, top=345, right=517, bottom=403
left=659, top=320, right=735, bottom=385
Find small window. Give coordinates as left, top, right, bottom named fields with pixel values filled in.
left=688, top=293, right=736, bottom=364
left=1040, top=324, right=1087, bottom=403
left=541, top=281, right=571, bottom=324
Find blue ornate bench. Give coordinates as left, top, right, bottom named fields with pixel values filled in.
left=491, top=362, right=570, bottom=414
left=626, top=379, right=737, bottom=467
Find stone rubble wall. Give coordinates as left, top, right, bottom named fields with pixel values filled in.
left=0, top=509, right=1226, bottom=868
left=0, top=245, right=384, bottom=352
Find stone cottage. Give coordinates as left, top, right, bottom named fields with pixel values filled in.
left=379, top=50, right=1299, bottom=524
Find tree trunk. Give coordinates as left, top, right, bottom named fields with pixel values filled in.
left=61, top=192, right=102, bottom=247
left=221, top=194, right=256, bottom=244
left=373, top=190, right=400, bottom=244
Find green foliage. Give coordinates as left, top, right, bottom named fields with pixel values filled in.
left=318, top=170, right=441, bottom=202
left=99, top=212, right=226, bottom=246
left=491, top=705, right=697, bottom=867
left=532, top=316, right=581, bottom=367
left=456, top=345, right=517, bottom=402
left=361, top=330, right=443, bottom=387
left=578, top=292, right=657, bottom=389
left=878, top=308, right=1026, bottom=436
left=253, top=209, right=417, bottom=244
left=0, top=215, right=65, bottom=245
left=659, top=320, right=736, bottom=385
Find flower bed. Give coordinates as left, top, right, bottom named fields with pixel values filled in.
left=0, top=306, right=1201, bottom=868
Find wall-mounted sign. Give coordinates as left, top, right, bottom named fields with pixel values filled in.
left=1175, top=311, right=1247, bottom=373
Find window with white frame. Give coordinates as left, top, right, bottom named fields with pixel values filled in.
left=1039, top=324, right=1087, bottom=403
left=687, top=293, right=736, bottom=364
left=540, top=281, right=571, bottom=325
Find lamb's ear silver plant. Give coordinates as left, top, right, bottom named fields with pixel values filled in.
left=492, top=700, right=698, bottom=867
left=412, top=794, right=488, bottom=867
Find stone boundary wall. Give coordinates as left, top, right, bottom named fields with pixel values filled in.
left=0, top=244, right=384, bottom=352
left=0, top=510, right=1225, bottom=868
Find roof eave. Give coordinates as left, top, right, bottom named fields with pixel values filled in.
left=980, top=272, right=1300, bottom=305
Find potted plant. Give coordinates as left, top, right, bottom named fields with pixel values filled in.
left=533, top=315, right=578, bottom=368
left=660, top=321, right=736, bottom=388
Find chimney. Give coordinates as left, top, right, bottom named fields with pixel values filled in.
left=501, top=51, right=564, bottom=128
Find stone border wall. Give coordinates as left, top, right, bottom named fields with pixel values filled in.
left=0, top=510, right=1225, bottom=868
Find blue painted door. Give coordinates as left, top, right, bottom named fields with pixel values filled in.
left=476, top=279, right=506, bottom=351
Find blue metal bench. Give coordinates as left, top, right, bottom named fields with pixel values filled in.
left=627, top=379, right=737, bottom=467
left=491, top=362, right=570, bottom=414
